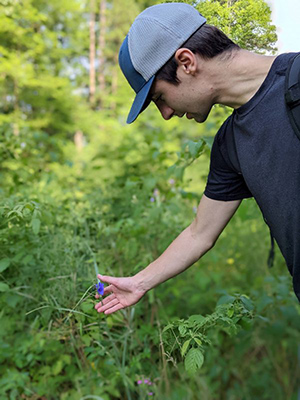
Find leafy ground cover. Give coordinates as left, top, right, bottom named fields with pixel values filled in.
left=0, top=121, right=299, bottom=399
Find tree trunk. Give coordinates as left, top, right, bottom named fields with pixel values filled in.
left=110, top=53, right=118, bottom=111
left=89, top=0, right=96, bottom=106
left=74, top=130, right=84, bottom=151
left=98, top=0, right=106, bottom=107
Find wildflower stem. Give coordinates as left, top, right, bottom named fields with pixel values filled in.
left=26, top=305, right=51, bottom=316
left=64, top=284, right=95, bottom=323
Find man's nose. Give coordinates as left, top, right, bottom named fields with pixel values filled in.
left=155, top=102, right=174, bottom=120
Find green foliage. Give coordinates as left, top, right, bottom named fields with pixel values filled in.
left=167, top=139, right=208, bottom=181
left=163, top=295, right=254, bottom=373
left=197, top=0, right=278, bottom=53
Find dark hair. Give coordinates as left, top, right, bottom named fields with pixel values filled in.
left=156, top=24, right=240, bottom=84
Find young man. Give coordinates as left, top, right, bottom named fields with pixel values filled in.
left=95, top=2, right=300, bottom=315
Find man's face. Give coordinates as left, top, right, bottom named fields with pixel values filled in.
left=149, top=74, right=214, bottom=123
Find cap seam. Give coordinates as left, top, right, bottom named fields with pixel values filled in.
left=133, top=16, right=183, bottom=40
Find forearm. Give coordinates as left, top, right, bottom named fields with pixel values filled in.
left=134, top=221, right=213, bottom=293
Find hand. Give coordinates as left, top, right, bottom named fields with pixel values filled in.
left=94, top=274, right=146, bottom=315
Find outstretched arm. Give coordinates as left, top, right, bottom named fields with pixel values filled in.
left=95, top=195, right=241, bottom=315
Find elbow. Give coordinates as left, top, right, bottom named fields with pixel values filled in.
left=190, top=219, right=217, bottom=254
left=204, top=237, right=216, bottom=253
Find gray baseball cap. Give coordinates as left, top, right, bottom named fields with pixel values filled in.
left=119, top=3, right=206, bottom=124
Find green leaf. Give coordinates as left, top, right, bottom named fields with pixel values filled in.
left=202, top=136, right=214, bottom=149
left=80, top=301, right=93, bottom=314
left=217, top=295, right=235, bottom=305
left=181, top=339, right=191, bottom=357
left=52, top=360, right=63, bottom=375
left=187, top=314, right=206, bottom=327
left=31, top=218, right=41, bottom=234
left=194, top=338, right=202, bottom=346
left=227, top=308, right=234, bottom=318
left=240, top=295, right=254, bottom=311
left=0, top=282, right=9, bottom=292
left=179, top=324, right=187, bottom=336
left=184, top=348, right=204, bottom=374
left=162, top=323, right=174, bottom=333
left=0, top=258, right=10, bottom=273
left=174, top=166, right=185, bottom=181
left=239, top=318, right=253, bottom=331
left=188, top=140, right=205, bottom=159
left=188, top=141, right=197, bottom=158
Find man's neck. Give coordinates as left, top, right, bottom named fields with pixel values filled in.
left=208, top=50, right=277, bottom=109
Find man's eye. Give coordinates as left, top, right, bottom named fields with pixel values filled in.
left=150, top=94, right=163, bottom=103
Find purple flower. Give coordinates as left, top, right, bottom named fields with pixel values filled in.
left=95, top=281, right=104, bottom=296
left=153, top=189, right=159, bottom=197
left=148, top=393, right=153, bottom=396
left=168, top=179, right=175, bottom=185
left=137, top=380, right=143, bottom=385
left=144, top=379, right=149, bottom=384
left=150, top=197, right=155, bottom=203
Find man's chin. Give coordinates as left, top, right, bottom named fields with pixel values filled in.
left=192, top=115, right=207, bottom=123
left=186, top=113, right=208, bottom=123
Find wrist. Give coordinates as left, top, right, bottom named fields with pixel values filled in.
left=133, top=267, right=154, bottom=294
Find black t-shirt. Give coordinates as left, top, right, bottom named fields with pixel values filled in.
left=204, top=52, right=300, bottom=302
left=204, top=117, right=253, bottom=201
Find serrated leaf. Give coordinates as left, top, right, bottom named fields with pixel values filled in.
left=32, top=218, right=40, bottom=235
left=194, top=338, right=202, bottom=346
left=181, top=339, right=191, bottom=357
left=187, top=314, right=206, bottom=327
left=0, top=258, right=10, bottom=273
left=0, top=282, right=9, bottom=292
left=184, top=348, right=204, bottom=374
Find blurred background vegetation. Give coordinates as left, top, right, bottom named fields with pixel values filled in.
left=0, top=0, right=299, bottom=399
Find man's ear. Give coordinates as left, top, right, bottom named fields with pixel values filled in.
left=174, top=48, right=198, bottom=75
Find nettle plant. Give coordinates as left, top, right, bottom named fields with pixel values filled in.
left=162, top=294, right=254, bottom=374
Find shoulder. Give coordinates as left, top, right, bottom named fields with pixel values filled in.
left=211, top=115, right=234, bottom=160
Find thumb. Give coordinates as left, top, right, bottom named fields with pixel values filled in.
left=98, top=274, right=118, bottom=285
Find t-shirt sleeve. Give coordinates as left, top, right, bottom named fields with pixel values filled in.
left=204, top=133, right=253, bottom=201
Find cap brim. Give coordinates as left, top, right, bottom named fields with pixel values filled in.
left=126, top=75, right=155, bottom=124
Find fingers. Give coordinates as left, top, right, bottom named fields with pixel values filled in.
left=103, top=303, right=123, bottom=315
left=95, top=292, right=124, bottom=314
left=95, top=293, right=115, bottom=310
left=95, top=298, right=119, bottom=313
